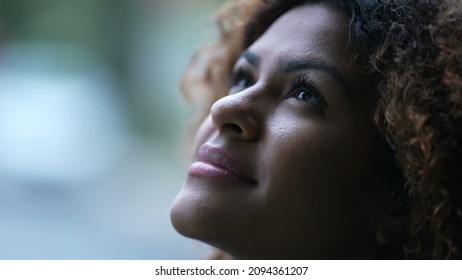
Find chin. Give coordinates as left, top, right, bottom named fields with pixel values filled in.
left=170, top=188, right=221, bottom=242
left=170, top=192, right=198, bottom=239
left=170, top=190, right=243, bottom=257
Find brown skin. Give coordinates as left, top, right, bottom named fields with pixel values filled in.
left=171, top=3, right=394, bottom=259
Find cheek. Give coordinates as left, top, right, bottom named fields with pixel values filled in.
left=258, top=116, right=374, bottom=211
left=247, top=116, right=377, bottom=253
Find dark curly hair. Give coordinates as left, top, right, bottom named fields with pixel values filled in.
left=181, top=0, right=462, bottom=259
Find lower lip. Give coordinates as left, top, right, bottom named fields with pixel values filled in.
left=188, top=161, right=252, bottom=183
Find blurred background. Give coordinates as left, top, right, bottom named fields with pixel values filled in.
left=0, top=0, right=225, bottom=259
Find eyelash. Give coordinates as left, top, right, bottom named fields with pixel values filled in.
left=287, top=74, right=326, bottom=112
left=229, top=69, right=254, bottom=90
left=229, top=69, right=326, bottom=112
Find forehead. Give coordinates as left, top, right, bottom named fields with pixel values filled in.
left=248, top=3, right=352, bottom=67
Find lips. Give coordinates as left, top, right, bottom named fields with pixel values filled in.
left=188, top=144, right=257, bottom=184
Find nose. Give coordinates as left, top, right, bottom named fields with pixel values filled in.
left=210, top=93, right=260, bottom=141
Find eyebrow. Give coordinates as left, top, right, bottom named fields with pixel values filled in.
left=241, top=50, right=261, bottom=68
left=240, top=50, right=351, bottom=95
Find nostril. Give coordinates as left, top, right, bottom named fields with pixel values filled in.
left=224, top=123, right=243, bottom=134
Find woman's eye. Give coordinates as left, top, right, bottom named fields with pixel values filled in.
left=295, top=90, right=321, bottom=103
left=237, top=77, right=250, bottom=88
left=229, top=70, right=254, bottom=90
left=288, top=75, right=327, bottom=111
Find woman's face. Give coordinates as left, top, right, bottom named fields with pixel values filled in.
left=171, top=3, right=392, bottom=259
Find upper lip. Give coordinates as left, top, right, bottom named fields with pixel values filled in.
left=196, top=144, right=257, bottom=184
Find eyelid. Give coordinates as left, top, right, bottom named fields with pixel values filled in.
left=229, top=64, right=255, bottom=90
left=231, top=57, right=249, bottom=74
left=291, top=73, right=319, bottom=95
left=288, top=73, right=327, bottom=112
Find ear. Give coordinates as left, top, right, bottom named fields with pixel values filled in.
left=375, top=195, right=410, bottom=248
